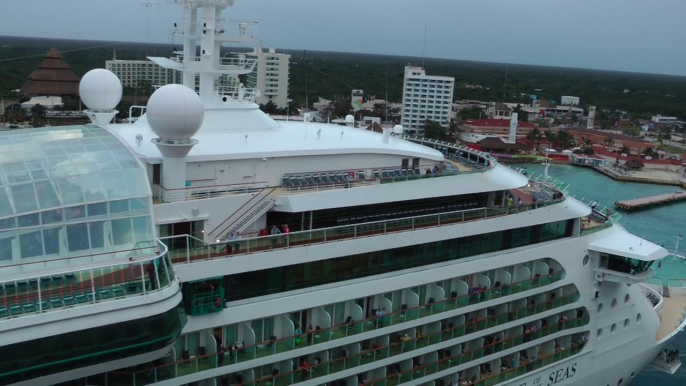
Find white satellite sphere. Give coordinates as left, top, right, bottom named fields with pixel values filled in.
left=345, top=115, right=354, bottom=123
left=393, top=125, right=404, bottom=134
left=146, top=84, right=204, bottom=141
left=79, top=69, right=123, bottom=111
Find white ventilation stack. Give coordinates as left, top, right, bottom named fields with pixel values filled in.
left=587, top=106, right=596, bottom=129
left=382, top=127, right=392, bottom=143
left=509, top=113, right=518, bottom=143
left=79, top=69, right=122, bottom=125
left=147, top=84, right=204, bottom=196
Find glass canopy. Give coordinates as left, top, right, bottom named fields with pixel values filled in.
left=0, top=125, right=154, bottom=267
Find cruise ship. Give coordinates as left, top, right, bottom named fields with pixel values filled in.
left=1, top=1, right=685, bottom=385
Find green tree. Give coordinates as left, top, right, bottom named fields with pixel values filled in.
left=620, top=145, right=630, bottom=155
left=30, top=103, right=46, bottom=118
left=526, top=128, right=542, bottom=150
left=333, top=97, right=352, bottom=118
left=259, top=100, right=279, bottom=115
left=512, top=104, right=529, bottom=122
left=642, top=146, right=657, bottom=158
left=423, top=120, right=444, bottom=140
left=556, top=130, right=574, bottom=150
left=604, top=137, right=615, bottom=151
left=544, top=130, right=558, bottom=149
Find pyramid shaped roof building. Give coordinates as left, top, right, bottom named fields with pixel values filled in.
left=21, top=48, right=81, bottom=96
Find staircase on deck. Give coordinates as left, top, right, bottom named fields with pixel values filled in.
left=208, top=188, right=276, bottom=243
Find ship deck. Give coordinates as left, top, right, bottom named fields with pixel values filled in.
left=656, top=294, right=686, bottom=341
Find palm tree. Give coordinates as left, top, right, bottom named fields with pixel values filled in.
left=544, top=130, right=558, bottom=150
left=557, top=130, right=574, bottom=150
left=620, top=145, right=630, bottom=155
left=526, top=128, right=542, bottom=150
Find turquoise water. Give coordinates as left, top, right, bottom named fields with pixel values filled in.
left=518, top=163, right=686, bottom=385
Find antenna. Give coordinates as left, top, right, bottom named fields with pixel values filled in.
left=422, top=26, right=427, bottom=68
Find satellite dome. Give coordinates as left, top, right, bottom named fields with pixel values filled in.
left=147, top=84, right=204, bottom=141
left=345, top=115, right=354, bottom=123
left=79, top=69, right=122, bottom=111
left=393, top=125, right=404, bottom=134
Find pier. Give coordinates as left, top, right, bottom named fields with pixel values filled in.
left=615, top=191, right=686, bottom=211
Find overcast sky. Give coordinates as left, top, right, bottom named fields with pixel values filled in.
left=2, top=0, right=685, bottom=76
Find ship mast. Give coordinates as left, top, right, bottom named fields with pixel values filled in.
left=147, top=0, right=260, bottom=107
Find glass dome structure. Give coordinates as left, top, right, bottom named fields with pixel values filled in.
left=0, top=125, right=154, bottom=267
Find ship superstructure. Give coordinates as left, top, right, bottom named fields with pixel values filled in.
left=1, top=1, right=685, bottom=386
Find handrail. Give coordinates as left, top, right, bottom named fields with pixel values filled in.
left=207, top=187, right=275, bottom=238
left=112, top=281, right=577, bottom=379
left=0, top=244, right=159, bottom=270
left=166, top=200, right=567, bottom=264
left=0, top=240, right=175, bottom=319
left=153, top=181, right=268, bottom=203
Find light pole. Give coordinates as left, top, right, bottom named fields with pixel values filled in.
left=286, top=98, right=292, bottom=121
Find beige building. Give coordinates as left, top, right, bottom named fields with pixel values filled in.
left=243, top=48, right=290, bottom=108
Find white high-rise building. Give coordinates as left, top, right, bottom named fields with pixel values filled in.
left=105, top=59, right=179, bottom=88
left=401, top=66, right=454, bottom=135
left=243, top=47, right=290, bottom=108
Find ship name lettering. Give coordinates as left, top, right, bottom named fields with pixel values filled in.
left=547, top=363, right=577, bottom=386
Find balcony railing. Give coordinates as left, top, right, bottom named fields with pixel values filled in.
left=0, top=241, right=174, bottom=320
left=361, top=340, right=586, bottom=386
left=164, top=200, right=566, bottom=265
left=152, top=182, right=268, bottom=203
left=104, top=278, right=575, bottom=384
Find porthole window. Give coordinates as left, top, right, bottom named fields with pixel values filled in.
left=611, top=323, right=617, bottom=333
left=611, top=298, right=617, bottom=308
left=618, top=378, right=623, bottom=386
left=630, top=372, right=635, bottom=378
left=597, top=303, right=603, bottom=313
left=636, top=314, right=642, bottom=323
left=624, top=318, right=630, bottom=328
left=625, top=294, right=630, bottom=304
left=583, top=255, right=589, bottom=266
left=597, top=328, right=603, bottom=338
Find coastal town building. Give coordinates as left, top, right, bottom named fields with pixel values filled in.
left=401, top=66, right=454, bottom=135
left=21, top=48, right=80, bottom=97
left=566, top=128, right=652, bottom=155
left=243, top=47, right=290, bottom=108
left=560, top=96, right=580, bottom=106
left=105, top=58, right=178, bottom=88
left=458, top=118, right=536, bottom=143
left=651, top=115, right=677, bottom=124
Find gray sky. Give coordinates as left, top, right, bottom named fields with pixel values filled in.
left=2, top=0, right=685, bottom=76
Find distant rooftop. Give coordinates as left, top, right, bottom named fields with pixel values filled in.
left=20, top=48, right=80, bottom=96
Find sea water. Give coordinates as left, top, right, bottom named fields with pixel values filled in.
left=518, top=163, right=686, bottom=385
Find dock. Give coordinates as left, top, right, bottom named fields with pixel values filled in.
left=615, top=191, right=686, bottom=211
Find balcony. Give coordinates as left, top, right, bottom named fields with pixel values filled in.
left=101, top=284, right=581, bottom=384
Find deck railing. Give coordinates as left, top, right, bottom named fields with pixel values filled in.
left=105, top=287, right=581, bottom=384
left=0, top=241, right=174, bottom=320
left=163, top=200, right=566, bottom=265
left=153, top=182, right=268, bottom=203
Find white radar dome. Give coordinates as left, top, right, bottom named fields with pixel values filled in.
left=345, top=115, right=354, bottom=123
left=393, top=125, right=404, bottom=134
left=79, top=69, right=123, bottom=111
left=147, top=84, right=204, bottom=141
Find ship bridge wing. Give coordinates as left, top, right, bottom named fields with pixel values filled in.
left=589, top=228, right=668, bottom=261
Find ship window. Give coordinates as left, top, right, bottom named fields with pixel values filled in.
left=597, top=303, right=603, bottom=313
left=401, top=158, right=409, bottom=169
left=636, top=313, right=641, bottom=323
left=624, top=318, right=629, bottom=328
left=610, top=323, right=616, bottom=333
left=611, top=298, right=617, bottom=308
left=624, top=294, right=630, bottom=304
